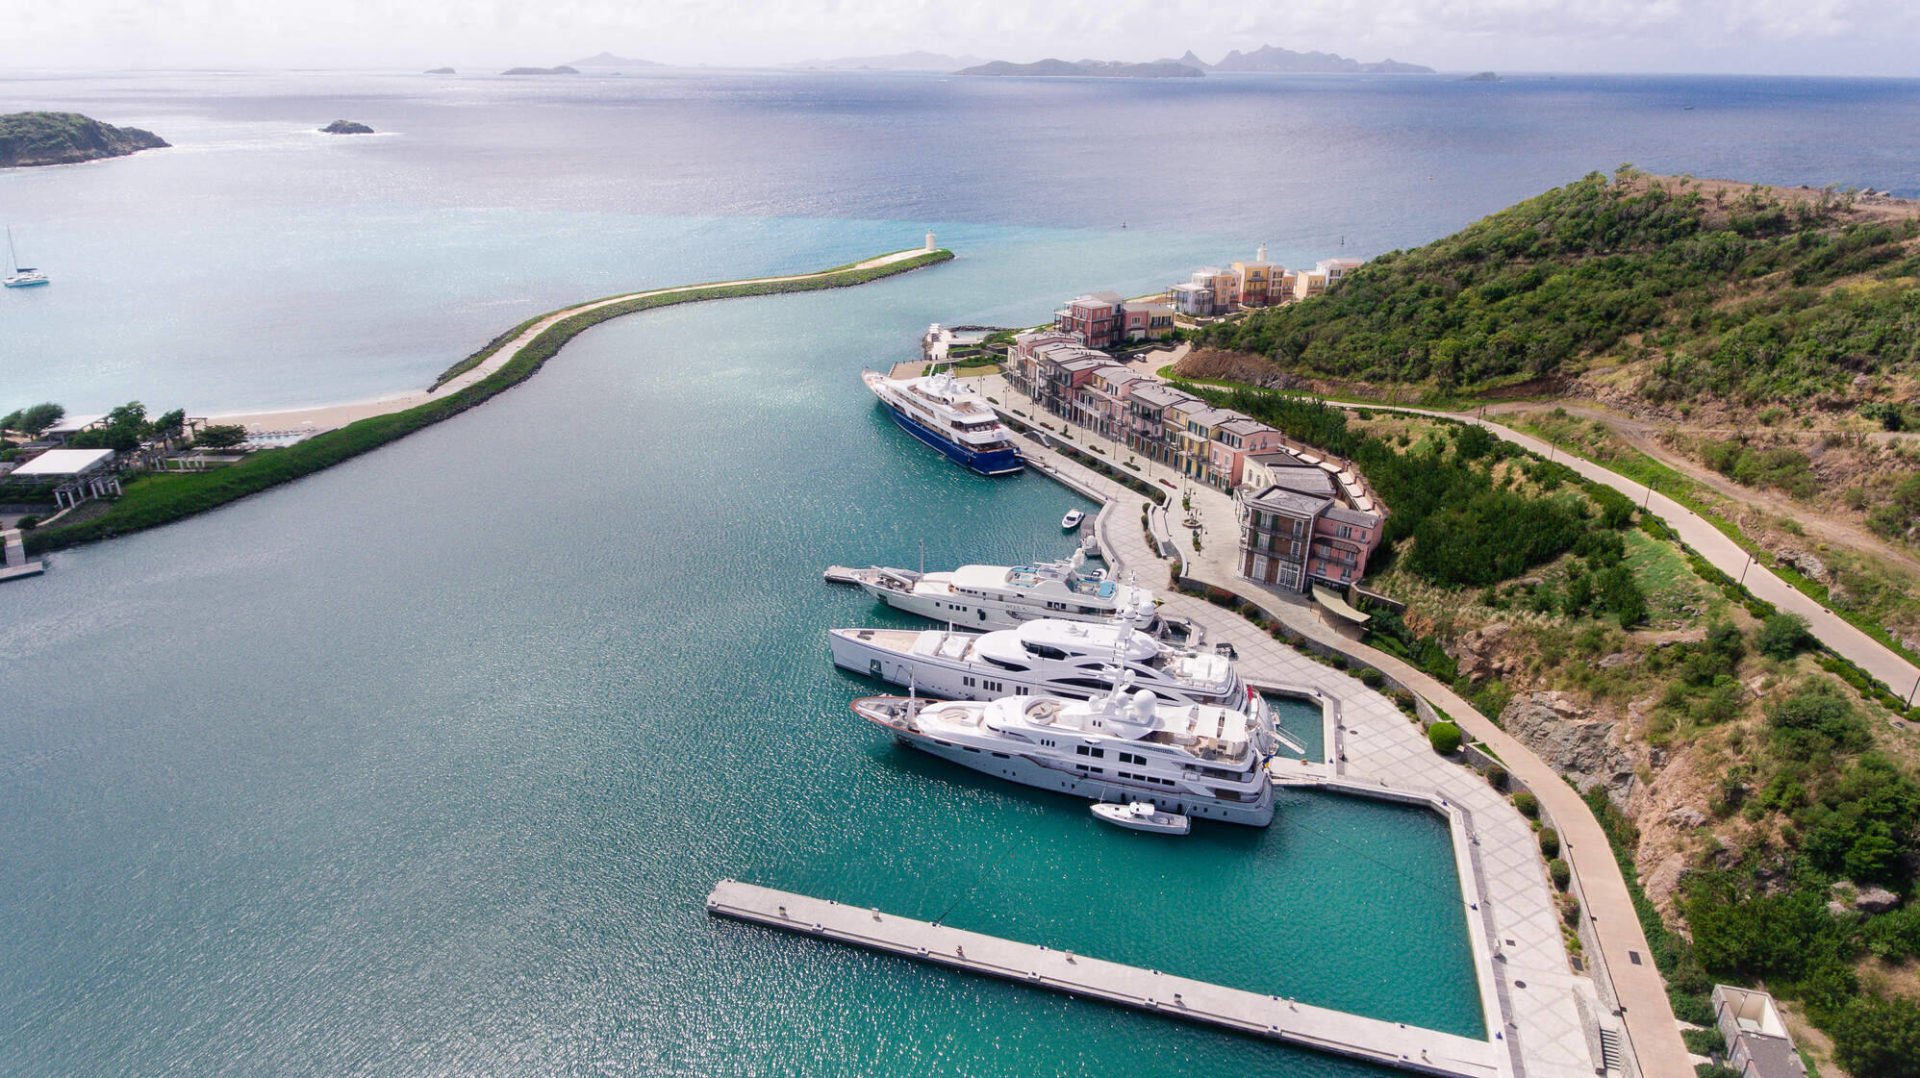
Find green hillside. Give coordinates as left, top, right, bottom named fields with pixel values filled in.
left=1201, top=169, right=1920, bottom=403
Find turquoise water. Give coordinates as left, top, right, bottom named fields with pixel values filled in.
left=18, top=66, right=1908, bottom=1073
left=1, top=274, right=1477, bottom=1074
left=1269, top=695, right=1328, bottom=761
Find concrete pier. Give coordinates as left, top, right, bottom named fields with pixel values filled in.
left=708, top=879, right=1504, bottom=1078
left=0, top=528, right=46, bottom=583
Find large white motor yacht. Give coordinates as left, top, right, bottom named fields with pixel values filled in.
left=828, top=615, right=1281, bottom=753
left=852, top=679, right=1275, bottom=827
left=838, top=550, right=1156, bottom=630
left=863, top=369, right=1024, bottom=476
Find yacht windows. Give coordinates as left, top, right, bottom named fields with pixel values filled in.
left=1073, top=745, right=1106, bottom=759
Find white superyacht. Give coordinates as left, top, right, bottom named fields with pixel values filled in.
left=852, top=677, right=1275, bottom=827
left=828, top=615, right=1281, bottom=748
left=835, top=550, right=1156, bottom=630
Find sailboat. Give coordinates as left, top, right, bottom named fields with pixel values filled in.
left=4, top=228, right=50, bottom=288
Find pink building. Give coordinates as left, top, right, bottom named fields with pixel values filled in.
left=1239, top=486, right=1383, bottom=593
left=1056, top=292, right=1125, bottom=349
left=1207, top=417, right=1288, bottom=489
left=1056, top=291, right=1173, bottom=348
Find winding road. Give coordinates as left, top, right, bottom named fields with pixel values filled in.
left=1373, top=402, right=1920, bottom=701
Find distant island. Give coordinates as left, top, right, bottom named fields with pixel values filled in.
left=1206, top=45, right=1432, bottom=74
left=500, top=65, right=579, bottom=76
left=0, top=111, right=168, bottom=168
left=794, top=50, right=986, bottom=72
left=957, top=59, right=1203, bottom=79
left=959, top=44, right=1433, bottom=78
left=567, top=52, right=663, bottom=70
left=424, top=67, right=455, bottom=75
left=1462, top=71, right=1501, bottom=82
left=320, top=120, right=374, bottom=135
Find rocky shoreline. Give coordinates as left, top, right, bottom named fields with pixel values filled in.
left=0, top=111, right=168, bottom=168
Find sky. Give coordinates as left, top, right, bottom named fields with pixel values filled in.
left=10, top=0, right=1920, bottom=76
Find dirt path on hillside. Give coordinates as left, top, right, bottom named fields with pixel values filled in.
left=1480, top=399, right=1920, bottom=582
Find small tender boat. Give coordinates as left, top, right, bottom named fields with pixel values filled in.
left=1061, top=509, right=1086, bottom=531
left=1092, top=801, right=1191, bottom=835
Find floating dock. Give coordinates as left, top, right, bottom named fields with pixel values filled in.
left=707, top=879, right=1503, bottom=1078
left=0, top=528, right=45, bottom=583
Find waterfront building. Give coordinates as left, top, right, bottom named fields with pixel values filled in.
left=1169, top=280, right=1214, bottom=317
left=1054, top=291, right=1174, bottom=348
left=1048, top=355, right=1111, bottom=427
left=1006, top=330, right=1083, bottom=398
left=1710, top=986, right=1808, bottom=1078
left=1294, top=257, right=1364, bottom=300
left=1207, top=417, right=1287, bottom=488
left=1119, top=298, right=1174, bottom=340
left=1055, top=291, right=1125, bottom=348
left=1078, top=365, right=1149, bottom=440
left=1231, top=245, right=1283, bottom=308
left=1169, top=403, right=1241, bottom=481
left=1239, top=482, right=1383, bottom=593
left=1124, top=383, right=1199, bottom=463
left=1241, top=456, right=1337, bottom=499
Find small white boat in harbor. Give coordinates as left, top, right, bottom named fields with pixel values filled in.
left=1060, top=509, right=1086, bottom=531
left=1091, top=801, right=1190, bottom=835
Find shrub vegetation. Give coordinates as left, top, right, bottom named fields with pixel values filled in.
left=1199, top=168, right=1920, bottom=405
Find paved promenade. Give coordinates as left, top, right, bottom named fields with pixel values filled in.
left=710, top=880, right=1504, bottom=1077
left=988, top=378, right=1689, bottom=1077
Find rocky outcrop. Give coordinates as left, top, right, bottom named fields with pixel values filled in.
left=320, top=120, right=374, bottom=135
left=0, top=111, right=168, bottom=168
left=1500, top=691, right=1637, bottom=803
left=1451, top=622, right=1521, bottom=683
left=1829, top=881, right=1901, bottom=915
left=1773, top=547, right=1831, bottom=585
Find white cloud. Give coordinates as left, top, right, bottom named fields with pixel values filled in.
left=6, top=0, right=1919, bottom=73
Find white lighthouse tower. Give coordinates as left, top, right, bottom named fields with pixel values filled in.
left=925, top=231, right=936, bottom=252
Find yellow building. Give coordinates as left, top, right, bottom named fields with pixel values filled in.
left=1231, top=244, right=1282, bottom=308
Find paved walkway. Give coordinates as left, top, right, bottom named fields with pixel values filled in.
left=211, top=248, right=935, bottom=433
left=1377, top=404, right=1920, bottom=702
left=993, top=412, right=1632, bottom=1077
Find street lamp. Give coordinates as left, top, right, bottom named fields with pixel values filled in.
left=1739, top=553, right=1754, bottom=587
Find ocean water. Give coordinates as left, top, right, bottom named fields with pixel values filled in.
left=4, top=70, right=1919, bottom=409
left=4, top=69, right=1917, bottom=1074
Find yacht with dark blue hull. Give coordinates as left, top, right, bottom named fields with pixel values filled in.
left=863, top=369, right=1025, bottom=476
